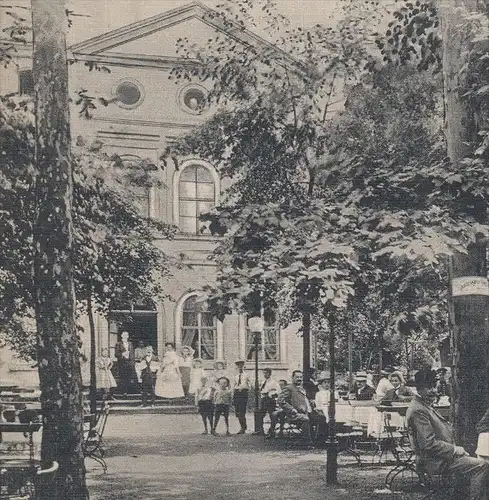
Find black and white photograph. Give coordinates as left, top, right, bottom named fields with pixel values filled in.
left=1, top=0, right=489, bottom=498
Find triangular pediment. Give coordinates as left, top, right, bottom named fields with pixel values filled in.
left=69, top=1, right=287, bottom=64
left=104, top=17, right=220, bottom=59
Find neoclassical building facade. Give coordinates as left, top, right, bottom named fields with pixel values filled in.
left=0, top=2, right=303, bottom=386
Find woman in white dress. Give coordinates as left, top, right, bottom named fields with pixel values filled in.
left=155, top=343, right=185, bottom=399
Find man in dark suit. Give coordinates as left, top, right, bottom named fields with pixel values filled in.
left=278, top=370, right=313, bottom=446
left=349, top=372, right=375, bottom=401
left=114, top=331, right=137, bottom=397
left=407, top=369, right=489, bottom=500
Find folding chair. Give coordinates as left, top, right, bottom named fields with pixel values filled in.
left=83, top=402, right=110, bottom=472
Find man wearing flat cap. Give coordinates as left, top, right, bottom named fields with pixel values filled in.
left=233, top=360, right=251, bottom=434
left=407, top=369, right=489, bottom=500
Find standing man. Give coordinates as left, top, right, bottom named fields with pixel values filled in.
left=279, top=370, right=314, bottom=446
left=254, top=368, right=281, bottom=435
left=233, top=360, right=251, bottom=434
left=114, top=331, right=136, bottom=397
left=407, top=369, right=489, bottom=500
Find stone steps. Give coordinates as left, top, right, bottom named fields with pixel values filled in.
left=108, top=404, right=197, bottom=415
left=103, top=394, right=197, bottom=414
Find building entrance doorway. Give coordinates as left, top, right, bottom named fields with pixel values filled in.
left=108, top=301, right=158, bottom=360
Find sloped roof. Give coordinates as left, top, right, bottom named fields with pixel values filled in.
left=69, top=0, right=291, bottom=63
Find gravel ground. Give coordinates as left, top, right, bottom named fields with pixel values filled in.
left=87, top=413, right=424, bottom=500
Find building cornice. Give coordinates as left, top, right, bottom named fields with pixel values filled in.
left=91, top=116, right=197, bottom=130
left=69, top=52, right=200, bottom=71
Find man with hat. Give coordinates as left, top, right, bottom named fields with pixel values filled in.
left=375, top=366, right=395, bottom=400
left=233, top=360, right=251, bottom=434
left=349, top=372, right=375, bottom=401
left=407, top=369, right=489, bottom=500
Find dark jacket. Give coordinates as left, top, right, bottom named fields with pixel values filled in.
left=406, top=395, right=455, bottom=474
left=278, top=384, right=311, bottom=416
left=352, top=384, right=375, bottom=401
left=114, top=340, right=135, bottom=364
left=382, top=385, right=413, bottom=403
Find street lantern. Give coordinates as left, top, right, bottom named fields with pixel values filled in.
left=248, top=315, right=264, bottom=434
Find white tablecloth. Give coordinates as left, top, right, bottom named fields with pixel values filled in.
left=334, top=402, right=406, bottom=437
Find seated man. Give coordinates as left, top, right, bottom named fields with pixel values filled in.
left=254, top=368, right=281, bottom=435
left=267, top=379, right=287, bottom=438
left=277, top=370, right=313, bottom=446
left=349, top=372, right=375, bottom=401
left=407, top=369, right=489, bottom=500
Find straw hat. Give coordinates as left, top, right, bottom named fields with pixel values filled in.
left=316, top=371, right=331, bottom=383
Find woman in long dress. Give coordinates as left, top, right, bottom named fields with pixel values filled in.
left=155, top=342, right=185, bottom=399
left=178, top=345, right=195, bottom=397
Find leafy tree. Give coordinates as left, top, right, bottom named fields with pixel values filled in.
left=0, top=94, right=174, bottom=360
left=168, top=0, right=383, bottom=382
left=373, top=0, right=489, bottom=450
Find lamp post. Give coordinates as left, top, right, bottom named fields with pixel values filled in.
left=248, top=315, right=264, bottom=434
left=325, top=312, right=338, bottom=484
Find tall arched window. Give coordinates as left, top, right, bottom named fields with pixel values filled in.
left=178, top=164, right=215, bottom=234
left=181, top=296, right=216, bottom=359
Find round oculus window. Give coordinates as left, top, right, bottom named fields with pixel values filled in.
left=179, top=85, right=208, bottom=114
left=113, top=80, right=144, bottom=108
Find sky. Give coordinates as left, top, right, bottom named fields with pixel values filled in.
left=62, top=0, right=361, bottom=44
left=1, top=0, right=394, bottom=46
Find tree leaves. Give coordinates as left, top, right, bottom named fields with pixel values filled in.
left=0, top=95, right=175, bottom=358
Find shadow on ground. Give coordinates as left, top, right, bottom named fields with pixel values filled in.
left=87, top=414, right=423, bottom=500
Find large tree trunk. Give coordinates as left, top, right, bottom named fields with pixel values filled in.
left=32, top=0, right=88, bottom=498
left=440, top=0, right=489, bottom=451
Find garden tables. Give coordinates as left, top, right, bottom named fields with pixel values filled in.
left=0, top=423, right=42, bottom=464
left=0, top=423, right=42, bottom=498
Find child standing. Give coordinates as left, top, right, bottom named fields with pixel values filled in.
left=212, top=377, right=233, bottom=436
left=136, top=346, right=160, bottom=407
left=96, top=348, right=117, bottom=399
left=189, top=358, right=205, bottom=403
left=196, top=377, right=214, bottom=434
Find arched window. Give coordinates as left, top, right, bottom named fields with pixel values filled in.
left=246, top=309, right=280, bottom=361
left=178, top=164, right=215, bottom=234
left=181, top=296, right=217, bottom=360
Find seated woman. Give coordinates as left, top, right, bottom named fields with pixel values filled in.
left=381, top=371, right=413, bottom=402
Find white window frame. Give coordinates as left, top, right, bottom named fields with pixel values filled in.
left=244, top=311, right=281, bottom=362
left=172, top=159, right=220, bottom=233
left=175, top=291, right=223, bottom=360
